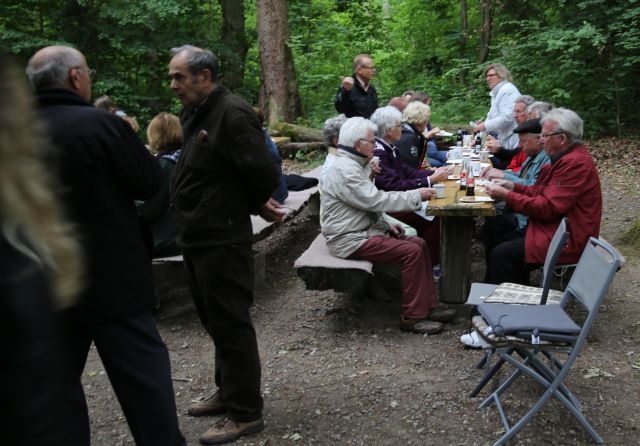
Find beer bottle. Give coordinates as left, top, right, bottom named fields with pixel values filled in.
left=459, top=158, right=467, bottom=191
left=466, top=163, right=475, bottom=196
left=456, top=128, right=463, bottom=147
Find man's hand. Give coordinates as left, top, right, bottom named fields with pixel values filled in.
left=418, top=187, right=436, bottom=201
left=388, top=223, right=406, bottom=238
left=259, top=198, right=286, bottom=222
left=370, top=156, right=382, bottom=178
left=473, top=121, right=486, bottom=133
left=484, top=182, right=509, bottom=201
left=485, top=135, right=502, bottom=154
left=492, top=179, right=514, bottom=190
left=341, top=76, right=355, bottom=91
left=484, top=168, right=505, bottom=180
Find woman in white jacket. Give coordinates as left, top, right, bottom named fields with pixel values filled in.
left=474, top=63, right=521, bottom=153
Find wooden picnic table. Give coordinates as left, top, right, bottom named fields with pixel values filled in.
left=426, top=166, right=496, bottom=304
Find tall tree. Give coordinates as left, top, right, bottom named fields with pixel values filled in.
left=479, top=0, right=492, bottom=63
left=257, top=0, right=303, bottom=124
left=218, top=0, right=248, bottom=91
left=459, top=0, right=468, bottom=83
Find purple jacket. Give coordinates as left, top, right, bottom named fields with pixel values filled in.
left=373, top=138, right=435, bottom=191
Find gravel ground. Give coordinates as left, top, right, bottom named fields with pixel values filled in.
left=85, top=137, right=640, bottom=445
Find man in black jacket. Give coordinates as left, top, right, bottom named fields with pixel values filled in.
left=334, top=54, right=379, bottom=118
left=26, top=45, right=184, bottom=446
left=169, top=45, right=282, bottom=445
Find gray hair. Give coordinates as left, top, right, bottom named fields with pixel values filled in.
left=402, top=101, right=431, bottom=126
left=515, top=95, right=535, bottom=106
left=370, top=106, right=402, bottom=137
left=541, top=108, right=583, bottom=143
left=321, top=114, right=347, bottom=145
left=527, top=101, right=554, bottom=118
left=485, top=63, right=513, bottom=83
left=170, top=45, right=219, bottom=81
left=26, top=46, right=84, bottom=90
left=338, top=117, right=378, bottom=148
left=352, top=54, right=372, bottom=72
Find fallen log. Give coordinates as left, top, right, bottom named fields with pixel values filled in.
left=279, top=141, right=328, bottom=155
left=271, top=121, right=323, bottom=142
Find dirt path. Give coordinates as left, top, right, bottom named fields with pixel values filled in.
left=86, top=143, right=640, bottom=445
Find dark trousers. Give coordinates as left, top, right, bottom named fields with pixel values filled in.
left=483, top=212, right=522, bottom=282
left=489, top=237, right=536, bottom=285
left=183, top=243, right=263, bottom=422
left=62, top=309, right=185, bottom=446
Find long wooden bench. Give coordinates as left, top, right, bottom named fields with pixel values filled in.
left=294, top=233, right=374, bottom=295
left=153, top=166, right=322, bottom=287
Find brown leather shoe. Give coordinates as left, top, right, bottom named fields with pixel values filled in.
left=199, top=417, right=265, bottom=445
left=429, top=309, right=456, bottom=323
left=399, top=317, right=443, bottom=334
left=188, top=390, right=227, bottom=417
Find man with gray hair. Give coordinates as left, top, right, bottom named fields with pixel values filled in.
left=168, top=45, right=281, bottom=445
left=484, top=108, right=602, bottom=285
left=26, top=45, right=185, bottom=446
left=321, top=117, right=454, bottom=335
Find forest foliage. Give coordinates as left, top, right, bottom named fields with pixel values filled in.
left=2, top=0, right=639, bottom=137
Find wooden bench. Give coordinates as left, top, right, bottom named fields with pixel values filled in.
left=153, top=166, right=322, bottom=286
left=293, top=233, right=374, bottom=295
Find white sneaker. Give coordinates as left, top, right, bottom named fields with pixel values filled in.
left=460, top=330, right=491, bottom=349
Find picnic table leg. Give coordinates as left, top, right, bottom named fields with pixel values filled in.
left=439, top=216, right=473, bottom=304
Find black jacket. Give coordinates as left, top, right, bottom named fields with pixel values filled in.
left=35, top=89, right=161, bottom=320
left=395, top=123, right=427, bottom=170
left=334, top=74, right=378, bottom=118
left=171, top=86, right=279, bottom=248
left=1, top=232, right=74, bottom=445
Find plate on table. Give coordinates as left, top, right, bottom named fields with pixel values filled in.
left=459, top=196, right=494, bottom=203
left=446, top=159, right=462, bottom=164
left=436, top=130, right=453, bottom=137
left=447, top=174, right=460, bottom=180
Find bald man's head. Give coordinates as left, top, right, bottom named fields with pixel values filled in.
left=27, top=45, right=92, bottom=101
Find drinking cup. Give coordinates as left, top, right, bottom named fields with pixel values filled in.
left=434, top=183, right=446, bottom=199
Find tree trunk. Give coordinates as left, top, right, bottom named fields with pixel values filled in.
left=479, top=0, right=493, bottom=63
left=271, top=121, right=323, bottom=142
left=459, top=0, right=468, bottom=84
left=257, top=0, right=303, bottom=125
left=218, top=0, right=248, bottom=92
left=279, top=141, right=328, bottom=155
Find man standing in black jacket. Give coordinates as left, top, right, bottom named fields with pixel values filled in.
left=169, top=45, right=282, bottom=445
left=334, top=54, right=379, bottom=118
left=26, top=46, right=185, bottom=446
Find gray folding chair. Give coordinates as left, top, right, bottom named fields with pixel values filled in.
left=476, top=237, right=622, bottom=445
left=467, top=217, right=570, bottom=395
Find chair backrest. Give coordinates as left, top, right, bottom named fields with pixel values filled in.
left=562, top=237, right=622, bottom=313
left=539, top=217, right=570, bottom=304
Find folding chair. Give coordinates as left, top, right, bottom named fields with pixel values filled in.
left=466, top=217, right=570, bottom=395
left=475, top=237, right=622, bottom=445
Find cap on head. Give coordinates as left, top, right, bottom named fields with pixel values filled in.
left=513, top=119, right=542, bottom=134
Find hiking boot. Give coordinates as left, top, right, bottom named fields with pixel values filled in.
left=199, top=417, right=265, bottom=445
left=429, top=309, right=456, bottom=323
left=399, top=317, right=443, bottom=334
left=188, top=390, right=228, bottom=417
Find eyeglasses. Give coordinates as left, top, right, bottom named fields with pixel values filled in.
left=75, top=66, right=96, bottom=78
left=486, top=73, right=498, bottom=78
left=359, top=138, right=376, bottom=146
left=539, top=132, right=564, bottom=139
left=360, top=65, right=376, bottom=70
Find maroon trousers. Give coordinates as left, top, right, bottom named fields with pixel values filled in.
left=388, top=212, right=440, bottom=267
left=349, top=235, right=438, bottom=319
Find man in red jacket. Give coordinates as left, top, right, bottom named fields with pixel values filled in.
left=484, top=108, right=601, bottom=285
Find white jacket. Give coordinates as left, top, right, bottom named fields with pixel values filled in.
left=320, top=149, right=421, bottom=258
left=485, top=80, right=520, bottom=150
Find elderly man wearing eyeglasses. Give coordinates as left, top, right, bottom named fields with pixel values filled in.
left=320, top=117, right=455, bottom=335
left=483, top=108, right=602, bottom=286
left=334, top=54, right=379, bottom=119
